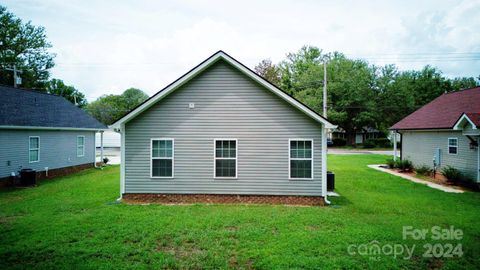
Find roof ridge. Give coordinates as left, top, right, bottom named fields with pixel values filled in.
left=443, top=85, right=480, bottom=95
left=0, top=84, right=62, bottom=98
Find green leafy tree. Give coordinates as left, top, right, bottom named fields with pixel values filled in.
left=254, top=59, right=281, bottom=86
left=86, top=88, right=149, bottom=125
left=0, top=5, right=55, bottom=89
left=46, top=79, right=87, bottom=108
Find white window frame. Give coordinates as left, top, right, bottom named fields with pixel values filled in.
left=29, top=136, right=40, bottom=163
left=448, top=137, right=458, bottom=155
left=288, top=138, right=314, bottom=180
left=77, top=135, right=85, bottom=157
left=150, top=138, right=174, bottom=179
left=214, top=138, right=238, bottom=179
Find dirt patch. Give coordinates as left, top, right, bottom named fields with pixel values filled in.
left=156, top=238, right=205, bottom=260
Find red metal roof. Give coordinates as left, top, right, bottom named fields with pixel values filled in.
left=391, top=87, right=480, bottom=130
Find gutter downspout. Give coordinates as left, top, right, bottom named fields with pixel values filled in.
left=94, top=131, right=98, bottom=168
left=477, top=137, right=479, bottom=183
left=100, top=131, right=104, bottom=164
left=322, top=125, right=331, bottom=205
left=393, top=130, right=398, bottom=161
left=114, top=124, right=125, bottom=201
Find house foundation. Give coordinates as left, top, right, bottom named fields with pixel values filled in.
left=122, top=193, right=326, bottom=206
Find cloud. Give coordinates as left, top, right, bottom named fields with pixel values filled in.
left=3, top=0, right=479, bottom=100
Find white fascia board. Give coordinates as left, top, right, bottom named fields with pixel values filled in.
left=453, top=113, right=477, bottom=130
left=110, top=51, right=336, bottom=129
left=0, top=125, right=107, bottom=131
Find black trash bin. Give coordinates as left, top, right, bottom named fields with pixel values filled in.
left=20, top=169, right=37, bottom=186
left=327, top=171, right=335, bottom=191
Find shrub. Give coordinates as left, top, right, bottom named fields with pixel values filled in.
left=397, top=159, right=413, bottom=172
left=386, top=158, right=396, bottom=169
left=363, top=139, right=376, bottom=148
left=332, top=138, right=347, bottom=146
left=103, top=157, right=109, bottom=164
left=415, top=165, right=431, bottom=176
left=374, top=138, right=392, bottom=148
left=441, top=166, right=463, bottom=183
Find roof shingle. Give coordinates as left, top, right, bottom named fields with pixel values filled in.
left=0, top=85, right=106, bottom=129
left=391, top=87, right=480, bottom=130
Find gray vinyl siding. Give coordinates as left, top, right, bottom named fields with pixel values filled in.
left=124, top=60, right=324, bottom=196
left=0, top=129, right=95, bottom=178
left=402, top=130, right=478, bottom=180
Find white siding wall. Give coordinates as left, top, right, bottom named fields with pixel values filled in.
left=402, top=130, right=478, bottom=180
left=124, top=60, right=324, bottom=196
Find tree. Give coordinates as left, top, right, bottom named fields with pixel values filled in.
left=46, top=79, right=87, bottom=108
left=254, top=59, right=281, bottom=86
left=0, top=5, right=55, bottom=89
left=86, top=88, right=149, bottom=125
left=278, top=46, right=377, bottom=144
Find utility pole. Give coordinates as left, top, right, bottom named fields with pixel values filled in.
left=4, top=65, right=22, bottom=88
left=322, top=57, right=328, bottom=117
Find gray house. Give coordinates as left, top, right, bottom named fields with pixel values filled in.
left=0, top=85, right=106, bottom=182
left=111, top=51, right=336, bottom=205
left=391, top=87, right=480, bottom=182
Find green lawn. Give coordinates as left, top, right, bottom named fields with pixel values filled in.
left=1, top=155, right=479, bottom=269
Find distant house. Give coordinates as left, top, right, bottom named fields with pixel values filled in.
left=110, top=51, right=336, bottom=205
left=391, top=87, right=480, bottom=182
left=331, top=126, right=384, bottom=145
left=0, top=85, right=106, bottom=182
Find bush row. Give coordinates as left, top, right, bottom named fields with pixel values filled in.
left=386, top=158, right=413, bottom=172
left=332, top=137, right=400, bottom=148
left=385, top=159, right=478, bottom=190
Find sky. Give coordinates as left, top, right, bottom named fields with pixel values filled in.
left=4, top=0, right=480, bottom=101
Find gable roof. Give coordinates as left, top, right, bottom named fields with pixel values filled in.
left=110, top=51, right=336, bottom=129
left=390, top=87, right=480, bottom=130
left=0, top=85, right=106, bottom=130
left=464, top=113, right=480, bottom=128
left=453, top=112, right=480, bottom=130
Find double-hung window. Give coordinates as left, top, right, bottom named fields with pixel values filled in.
left=151, top=139, right=174, bottom=178
left=448, top=138, right=458, bottom=154
left=289, top=139, right=313, bottom=179
left=29, top=136, right=40, bottom=163
left=77, top=136, right=85, bottom=157
left=214, top=139, right=237, bottom=178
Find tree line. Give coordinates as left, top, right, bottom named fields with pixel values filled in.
left=2, top=5, right=478, bottom=132
left=0, top=5, right=149, bottom=125
left=255, top=46, right=479, bottom=143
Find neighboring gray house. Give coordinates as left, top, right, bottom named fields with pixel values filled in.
left=111, top=51, right=336, bottom=205
left=391, top=87, right=480, bottom=182
left=0, top=85, right=106, bottom=182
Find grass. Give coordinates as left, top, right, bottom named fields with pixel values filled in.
left=329, top=145, right=393, bottom=151
left=1, top=155, right=479, bottom=269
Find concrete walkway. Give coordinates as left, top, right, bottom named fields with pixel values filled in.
left=368, top=164, right=464, bottom=193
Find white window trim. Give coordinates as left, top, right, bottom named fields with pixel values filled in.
left=214, top=138, right=238, bottom=179
left=150, top=138, right=175, bottom=179
left=77, top=135, right=85, bottom=157
left=288, top=138, right=314, bottom=180
left=448, top=137, right=458, bottom=155
left=29, top=136, right=40, bottom=163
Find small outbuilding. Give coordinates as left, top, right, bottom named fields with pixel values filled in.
left=391, top=87, right=480, bottom=182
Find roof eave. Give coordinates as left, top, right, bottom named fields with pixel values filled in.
left=0, top=125, right=108, bottom=131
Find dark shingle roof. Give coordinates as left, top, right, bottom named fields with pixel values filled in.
left=0, top=85, right=106, bottom=129
left=391, top=87, right=480, bottom=130
left=464, top=112, right=480, bottom=128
